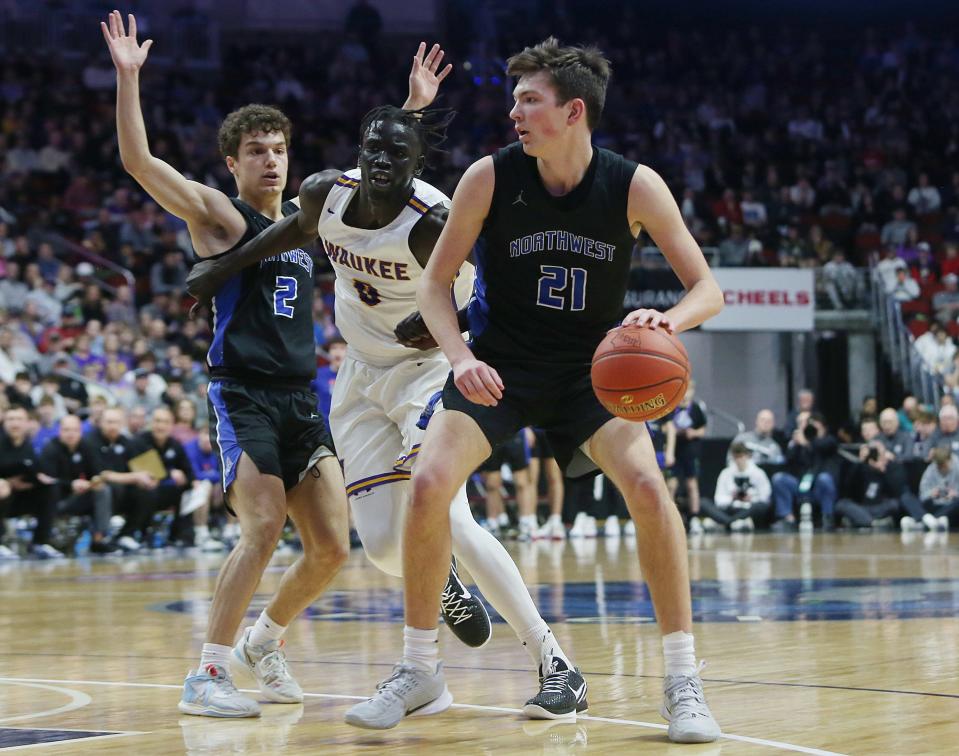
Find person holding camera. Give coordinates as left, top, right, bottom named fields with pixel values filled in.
left=917, top=446, right=959, bottom=530
left=771, top=411, right=839, bottom=531
left=835, top=439, right=926, bottom=531
left=703, top=442, right=772, bottom=531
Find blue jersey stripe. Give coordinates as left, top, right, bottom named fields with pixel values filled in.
left=207, top=274, right=243, bottom=367
left=208, top=381, right=241, bottom=491
left=466, top=238, right=490, bottom=341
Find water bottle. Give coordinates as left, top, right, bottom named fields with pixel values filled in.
left=74, top=530, right=92, bottom=557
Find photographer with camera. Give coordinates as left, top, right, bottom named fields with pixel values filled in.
left=771, top=411, right=839, bottom=531
left=917, top=446, right=959, bottom=531
left=703, top=442, right=772, bottom=531
left=834, top=439, right=926, bottom=531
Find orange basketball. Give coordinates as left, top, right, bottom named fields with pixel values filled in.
left=591, top=325, right=690, bottom=422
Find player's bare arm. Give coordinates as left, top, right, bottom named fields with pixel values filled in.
left=404, top=42, right=453, bottom=111
left=186, top=170, right=341, bottom=307
left=101, top=11, right=245, bottom=257
left=624, top=164, right=724, bottom=332
left=395, top=205, right=472, bottom=349
left=418, top=157, right=503, bottom=406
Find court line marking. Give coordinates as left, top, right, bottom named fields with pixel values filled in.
left=0, top=676, right=844, bottom=755
left=0, top=682, right=92, bottom=725
left=3, top=653, right=952, bottom=701
left=0, top=733, right=141, bottom=751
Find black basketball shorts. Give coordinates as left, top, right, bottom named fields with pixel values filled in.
left=207, top=380, right=336, bottom=500
left=442, top=360, right=614, bottom=477
left=478, top=430, right=531, bottom=473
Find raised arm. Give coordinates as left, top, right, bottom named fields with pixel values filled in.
left=186, top=170, right=339, bottom=307
left=418, top=157, right=503, bottom=406
left=624, top=165, right=724, bottom=332
left=402, top=42, right=453, bottom=111
left=101, top=11, right=242, bottom=254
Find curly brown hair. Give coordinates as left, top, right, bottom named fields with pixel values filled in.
left=217, top=104, right=292, bottom=158
left=506, top=37, right=611, bottom=131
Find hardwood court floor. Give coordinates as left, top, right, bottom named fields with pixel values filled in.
left=1, top=532, right=958, bottom=754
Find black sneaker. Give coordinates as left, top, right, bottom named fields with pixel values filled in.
left=440, top=559, right=492, bottom=648
left=523, top=656, right=588, bottom=719
left=90, top=540, right=121, bottom=554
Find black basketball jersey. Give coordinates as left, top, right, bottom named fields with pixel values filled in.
left=467, top=142, right=638, bottom=366
left=206, top=199, right=316, bottom=384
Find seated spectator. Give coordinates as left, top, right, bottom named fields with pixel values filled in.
left=880, top=207, right=917, bottom=247
left=897, top=395, right=919, bottom=433
left=941, top=242, right=959, bottom=280
left=771, top=411, right=839, bottom=531
left=84, top=405, right=158, bottom=547
left=38, top=414, right=118, bottom=554
left=32, top=396, right=60, bottom=454
left=718, top=224, right=750, bottom=266
left=932, top=273, right=959, bottom=324
left=918, top=446, right=959, bottom=530
left=912, top=408, right=939, bottom=461
left=785, top=388, right=816, bottom=436
left=823, top=250, right=861, bottom=309
left=907, top=172, right=941, bottom=214
left=914, top=322, right=956, bottom=375
left=150, top=250, right=188, bottom=296
left=729, top=409, right=784, bottom=466
left=878, top=407, right=916, bottom=460
left=184, top=427, right=227, bottom=552
left=0, top=405, right=58, bottom=559
left=887, top=267, right=919, bottom=302
left=171, top=397, right=199, bottom=445
left=929, top=404, right=959, bottom=456
left=835, top=440, right=926, bottom=531
left=703, top=442, right=772, bottom=531
left=876, top=246, right=908, bottom=292
left=312, top=337, right=346, bottom=424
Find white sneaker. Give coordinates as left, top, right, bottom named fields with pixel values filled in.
left=345, top=662, right=452, bottom=729
left=232, top=627, right=303, bottom=703
left=0, top=544, right=19, bottom=560
left=741, top=517, right=755, bottom=532
left=201, top=537, right=227, bottom=553
left=178, top=663, right=261, bottom=717
left=534, top=516, right=566, bottom=541
left=117, top=535, right=141, bottom=552
left=688, top=517, right=704, bottom=536
left=701, top=517, right=720, bottom=532
left=922, top=513, right=939, bottom=531
left=569, top=512, right=591, bottom=538
left=729, top=518, right=744, bottom=532
left=623, top=520, right=636, bottom=537
left=604, top=516, right=621, bottom=538
left=661, top=666, right=721, bottom=743
left=30, top=543, right=65, bottom=559
left=518, top=518, right=536, bottom=542
left=900, top=516, right=921, bottom=532
left=938, top=516, right=950, bottom=531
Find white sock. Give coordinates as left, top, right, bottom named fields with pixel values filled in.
left=403, top=626, right=439, bottom=673
left=496, top=512, right=510, bottom=527
left=518, top=621, right=572, bottom=669
left=195, top=525, right=210, bottom=543
left=520, top=514, right=537, bottom=529
left=249, top=610, right=287, bottom=647
left=662, top=631, right=697, bottom=677
left=199, top=642, right=232, bottom=671
left=547, top=514, right=562, bottom=524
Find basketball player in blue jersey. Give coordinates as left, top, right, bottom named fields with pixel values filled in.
left=369, top=38, right=725, bottom=742
left=189, top=104, right=591, bottom=723
left=102, top=11, right=452, bottom=718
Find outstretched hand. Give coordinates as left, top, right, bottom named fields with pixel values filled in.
left=394, top=311, right=438, bottom=350
left=101, top=11, right=153, bottom=72
left=406, top=42, right=452, bottom=111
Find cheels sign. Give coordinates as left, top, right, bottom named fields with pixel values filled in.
left=704, top=269, right=815, bottom=331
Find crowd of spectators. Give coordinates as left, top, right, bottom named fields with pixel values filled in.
left=3, top=4, right=959, bottom=554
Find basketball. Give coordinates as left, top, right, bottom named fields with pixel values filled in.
left=591, top=325, right=690, bottom=421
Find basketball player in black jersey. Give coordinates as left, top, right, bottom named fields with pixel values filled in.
left=102, top=11, right=452, bottom=718
left=373, top=39, right=725, bottom=742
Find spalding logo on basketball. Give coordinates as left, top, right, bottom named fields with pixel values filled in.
left=591, top=326, right=690, bottom=422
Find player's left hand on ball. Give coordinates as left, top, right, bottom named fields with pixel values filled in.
left=621, top=308, right=674, bottom=333
left=394, top=312, right=438, bottom=350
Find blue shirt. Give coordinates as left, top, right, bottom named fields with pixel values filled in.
left=311, top=366, right=338, bottom=424
left=184, top=438, right=220, bottom=485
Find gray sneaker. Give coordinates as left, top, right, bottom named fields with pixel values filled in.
left=661, top=669, right=721, bottom=743
left=344, top=662, right=453, bottom=730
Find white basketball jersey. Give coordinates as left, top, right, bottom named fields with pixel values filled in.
left=318, top=170, right=474, bottom=365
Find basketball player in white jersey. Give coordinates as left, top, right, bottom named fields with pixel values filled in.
left=188, top=105, right=588, bottom=724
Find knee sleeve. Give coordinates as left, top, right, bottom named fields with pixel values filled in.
left=351, top=481, right=409, bottom=577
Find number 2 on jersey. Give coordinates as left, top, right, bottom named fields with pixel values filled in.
left=537, top=265, right=586, bottom=311
left=273, top=276, right=298, bottom=318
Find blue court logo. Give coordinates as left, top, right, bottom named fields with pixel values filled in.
left=153, top=577, right=959, bottom=623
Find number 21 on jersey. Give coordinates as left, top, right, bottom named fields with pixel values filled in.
left=537, top=265, right=586, bottom=311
